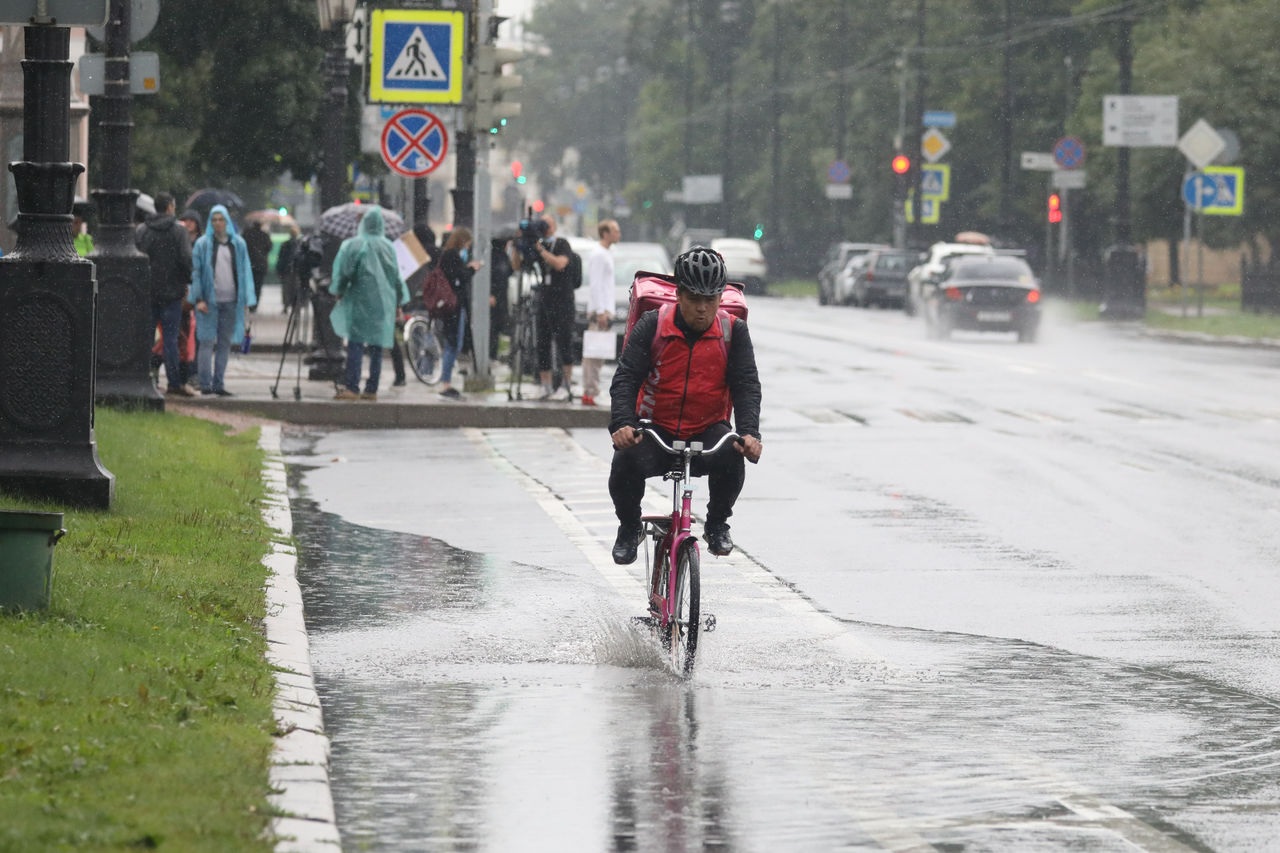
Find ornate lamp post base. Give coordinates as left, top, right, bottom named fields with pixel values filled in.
left=0, top=25, right=115, bottom=508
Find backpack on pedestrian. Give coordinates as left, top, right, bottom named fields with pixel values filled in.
left=421, top=265, right=457, bottom=319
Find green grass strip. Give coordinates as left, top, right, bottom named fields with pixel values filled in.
left=766, top=279, right=818, bottom=299
left=0, top=409, right=275, bottom=851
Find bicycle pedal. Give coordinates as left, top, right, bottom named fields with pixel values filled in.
left=702, top=613, right=717, bottom=632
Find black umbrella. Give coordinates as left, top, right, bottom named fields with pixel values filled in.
left=183, top=188, right=245, bottom=216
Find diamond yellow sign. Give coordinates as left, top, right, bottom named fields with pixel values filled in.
left=921, top=127, right=951, bottom=164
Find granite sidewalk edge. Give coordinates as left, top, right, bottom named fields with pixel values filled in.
left=258, top=425, right=341, bottom=851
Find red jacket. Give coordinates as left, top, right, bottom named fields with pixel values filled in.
left=636, top=304, right=732, bottom=438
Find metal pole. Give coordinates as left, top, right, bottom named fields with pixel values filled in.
left=413, top=177, right=429, bottom=227
left=91, top=0, right=160, bottom=409
left=893, top=49, right=908, bottom=250
left=1181, top=170, right=1191, bottom=318
left=1196, top=211, right=1205, bottom=318
left=998, top=0, right=1012, bottom=230
left=768, top=3, right=782, bottom=249
left=833, top=0, right=848, bottom=238
left=469, top=0, right=494, bottom=390
left=908, top=0, right=926, bottom=248
left=320, top=32, right=349, bottom=211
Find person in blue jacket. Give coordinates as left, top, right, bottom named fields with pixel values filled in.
left=328, top=206, right=410, bottom=401
left=189, top=204, right=256, bottom=396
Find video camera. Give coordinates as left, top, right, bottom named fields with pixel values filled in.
left=515, top=212, right=550, bottom=264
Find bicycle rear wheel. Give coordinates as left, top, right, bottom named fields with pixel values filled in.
left=404, top=316, right=443, bottom=385
left=669, top=540, right=701, bottom=676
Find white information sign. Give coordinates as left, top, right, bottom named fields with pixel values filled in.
left=78, top=51, right=159, bottom=95
left=1103, top=95, right=1178, bottom=147
left=682, top=175, right=723, bottom=205
left=1021, top=152, right=1056, bottom=171
left=1052, top=169, right=1087, bottom=190
left=824, top=184, right=852, bottom=200
left=0, top=0, right=107, bottom=25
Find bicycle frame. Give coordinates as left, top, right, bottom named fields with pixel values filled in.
left=638, top=423, right=739, bottom=670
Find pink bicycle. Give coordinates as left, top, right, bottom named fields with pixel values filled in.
left=636, top=420, right=737, bottom=675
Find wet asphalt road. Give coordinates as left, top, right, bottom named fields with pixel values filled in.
left=284, top=299, right=1280, bottom=851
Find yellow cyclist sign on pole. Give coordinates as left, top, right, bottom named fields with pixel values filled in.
left=368, top=8, right=465, bottom=104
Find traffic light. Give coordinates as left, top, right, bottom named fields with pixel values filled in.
left=1047, top=193, right=1062, bottom=223
left=753, top=224, right=764, bottom=240
left=892, top=154, right=911, bottom=175
left=473, top=42, right=524, bottom=136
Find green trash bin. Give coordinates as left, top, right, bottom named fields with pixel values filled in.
left=0, top=510, right=66, bottom=612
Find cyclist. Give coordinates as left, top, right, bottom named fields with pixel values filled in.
left=607, top=248, right=763, bottom=564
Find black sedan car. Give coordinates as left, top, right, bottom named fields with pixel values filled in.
left=922, top=254, right=1041, bottom=342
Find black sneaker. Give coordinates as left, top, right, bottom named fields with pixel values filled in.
left=611, top=524, right=644, bottom=565
left=214, top=388, right=234, bottom=397
left=704, top=523, right=733, bottom=556
left=440, top=387, right=463, bottom=400
left=392, top=377, right=407, bottom=387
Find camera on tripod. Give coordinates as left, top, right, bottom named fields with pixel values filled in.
left=515, top=214, right=550, bottom=264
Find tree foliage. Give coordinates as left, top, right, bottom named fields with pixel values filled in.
left=514, top=0, right=1280, bottom=276
left=106, top=0, right=329, bottom=207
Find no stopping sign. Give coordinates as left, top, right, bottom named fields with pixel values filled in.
left=380, top=108, right=449, bottom=178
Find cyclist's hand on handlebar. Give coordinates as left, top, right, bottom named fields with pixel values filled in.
left=735, top=434, right=763, bottom=463
left=611, top=425, right=644, bottom=450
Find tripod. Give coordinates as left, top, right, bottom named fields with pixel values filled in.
left=270, top=272, right=313, bottom=401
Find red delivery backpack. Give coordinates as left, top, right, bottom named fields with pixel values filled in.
left=623, top=272, right=748, bottom=353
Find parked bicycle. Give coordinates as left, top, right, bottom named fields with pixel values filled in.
left=635, top=419, right=736, bottom=676
left=401, top=309, right=445, bottom=385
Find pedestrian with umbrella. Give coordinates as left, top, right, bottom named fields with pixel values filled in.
left=320, top=202, right=408, bottom=242
left=327, top=206, right=410, bottom=401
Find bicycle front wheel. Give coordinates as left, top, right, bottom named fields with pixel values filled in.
left=404, top=316, right=443, bottom=385
left=670, top=540, right=701, bottom=676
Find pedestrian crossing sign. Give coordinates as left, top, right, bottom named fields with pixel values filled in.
left=369, top=9, right=465, bottom=104
left=905, top=191, right=941, bottom=224
left=920, top=163, right=950, bottom=201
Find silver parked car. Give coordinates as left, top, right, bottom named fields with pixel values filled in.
left=818, top=241, right=889, bottom=306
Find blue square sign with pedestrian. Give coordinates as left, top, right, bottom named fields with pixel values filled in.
left=370, top=10, right=464, bottom=104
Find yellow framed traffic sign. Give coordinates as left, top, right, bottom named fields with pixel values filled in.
left=369, top=9, right=465, bottom=104
left=1203, top=166, right=1244, bottom=216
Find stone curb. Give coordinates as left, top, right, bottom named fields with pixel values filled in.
left=259, top=425, right=341, bottom=851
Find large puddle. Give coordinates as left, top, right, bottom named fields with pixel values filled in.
left=286, top=431, right=1280, bottom=851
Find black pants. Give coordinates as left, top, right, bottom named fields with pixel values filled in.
left=390, top=336, right=405, bottom=382
left=536, top=296, right=573, bottom=373
left=609, top=421, right=744, bottom=530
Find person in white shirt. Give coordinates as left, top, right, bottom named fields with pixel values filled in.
left=582, top=219, right=620, bottom=407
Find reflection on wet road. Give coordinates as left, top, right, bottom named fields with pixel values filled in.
left=287, top=420, right=1280, bottom=852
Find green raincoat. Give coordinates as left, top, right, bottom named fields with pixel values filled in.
left=328, top=207, right=410, bottom=348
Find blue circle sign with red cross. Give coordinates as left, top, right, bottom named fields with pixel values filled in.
left=380, top=108, right=449, bottom=178
left=1053, top=136, right=1085, bottom=170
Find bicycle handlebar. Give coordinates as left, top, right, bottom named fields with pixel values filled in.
left=636, top=422, right=741, bottom=458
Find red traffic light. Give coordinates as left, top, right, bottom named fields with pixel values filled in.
left=531, top=199, right=545, bottom=213
left=511, top=160, right=523, bottom=179
left=1047, top=193, right=1062, bottom=223
left=891, top=155, right=911, bottom=175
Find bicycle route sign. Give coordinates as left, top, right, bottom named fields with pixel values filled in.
left=380, top=108, right=449, bottom=178
left=368, top=8, right=465, bottom=104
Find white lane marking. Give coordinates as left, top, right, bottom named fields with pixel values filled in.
left=466, top=428, right=1202, bottom=852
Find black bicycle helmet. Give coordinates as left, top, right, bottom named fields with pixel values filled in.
left=673, top=247, right=727, bottom=296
